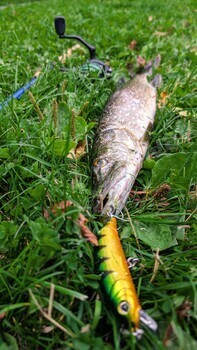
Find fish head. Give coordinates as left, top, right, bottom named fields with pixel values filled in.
left=93, top=156, right=132, bottom=216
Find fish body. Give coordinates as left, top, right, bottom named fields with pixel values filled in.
left=98, top=217, right=157, bottom=336
left=93, top=70, right=161, bottom=216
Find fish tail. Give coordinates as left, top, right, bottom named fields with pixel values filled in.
left=144, top=54, right=161, bottom=76
left=151, top=73, right=162, bottom=87
left=143, top=54, right=162, bottom=87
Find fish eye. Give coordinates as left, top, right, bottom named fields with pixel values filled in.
left=93, top=159, right=107, bottom=168
left=118, top=301, right=130, bottom=315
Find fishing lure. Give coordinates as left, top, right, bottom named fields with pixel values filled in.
left=98, top=217, right=157, bottom=337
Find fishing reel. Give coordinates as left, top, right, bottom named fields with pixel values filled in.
left=54, top=16, right=112, bottom=78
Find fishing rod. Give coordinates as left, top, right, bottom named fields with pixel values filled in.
left=0, top=71, right=41, bottom=111
left=0, top=17, right=112, bottom=111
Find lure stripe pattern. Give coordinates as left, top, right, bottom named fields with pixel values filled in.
left=97, top=217, right=141, bottom=330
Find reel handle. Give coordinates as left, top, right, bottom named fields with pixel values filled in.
left=54, top=16, right=96, bottom=59
left=54, top=16, right=112, bottom=77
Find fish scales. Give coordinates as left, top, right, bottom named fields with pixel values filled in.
left=93, top=72, right=160, bottom=216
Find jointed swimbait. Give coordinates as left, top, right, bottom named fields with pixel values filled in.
left=98, top=217, right=157, bottom=337
left=93, top=58, right=161, bottom=216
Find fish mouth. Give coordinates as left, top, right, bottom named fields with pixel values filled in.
left=93, top=167, right=133, bottom=217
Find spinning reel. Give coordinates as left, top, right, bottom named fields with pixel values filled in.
left=54, top=16, right=112, bottom=78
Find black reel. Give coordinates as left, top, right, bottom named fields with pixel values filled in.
left=54, top=16, right=112, bottom=78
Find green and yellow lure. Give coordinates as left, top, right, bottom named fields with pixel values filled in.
left=98, top=217, right=157, bottom=337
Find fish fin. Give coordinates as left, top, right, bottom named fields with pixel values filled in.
left=153, top=54, right=161, bottom=69
left=117, top=76, right=127, bottom=86
left=151, top=73, right=162, bottom=88
left=144, top=54, right=161, bottom=76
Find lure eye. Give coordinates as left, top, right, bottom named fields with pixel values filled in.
left=118, top=301, right=130, bottom=315
left=93, top=159, right=107, bottom=168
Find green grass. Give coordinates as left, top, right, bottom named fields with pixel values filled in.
left=0, top=0, right=196, bottom=349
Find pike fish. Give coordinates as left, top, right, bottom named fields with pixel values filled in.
left=93, top=59, right=161, bottom=216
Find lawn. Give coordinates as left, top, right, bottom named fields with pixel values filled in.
left=0, top=0, right=196, bottom=349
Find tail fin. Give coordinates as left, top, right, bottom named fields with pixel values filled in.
left=144, top=54, right=161, bottom=76
left=143, top=55, right=162, bottom=87
left=151, top=73, right=162, bottom=87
